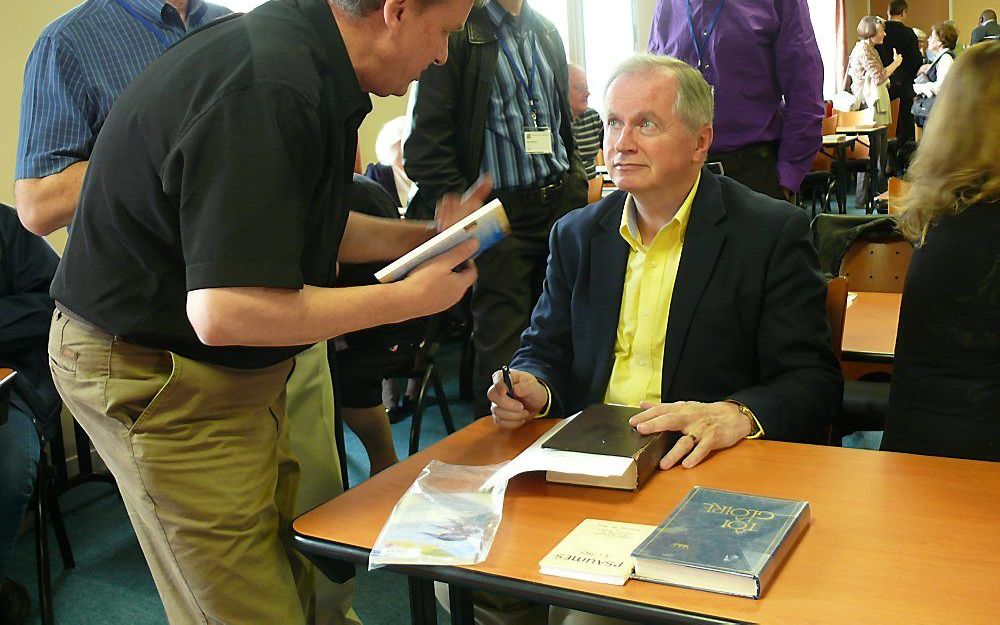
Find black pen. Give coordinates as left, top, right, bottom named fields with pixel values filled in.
left=501, top=365, right=517, bottom=399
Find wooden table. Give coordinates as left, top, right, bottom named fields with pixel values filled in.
left=835, top=124, right=889, bottom=214
left=293, top=417, right=1000, bottom=625
left=841, top=291, right=902, bottom=380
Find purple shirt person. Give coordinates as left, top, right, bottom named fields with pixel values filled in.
left=648, top=0, right=824, bottom=198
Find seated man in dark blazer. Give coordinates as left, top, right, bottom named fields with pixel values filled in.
left=489, top=54, right=842, bottom=478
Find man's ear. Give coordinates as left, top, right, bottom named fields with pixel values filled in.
left=383, top=0, right=407, bottom=31
left=693, top=125, right=714, bottom=163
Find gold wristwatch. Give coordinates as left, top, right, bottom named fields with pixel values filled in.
left=725, top=400, right=764, bottom=439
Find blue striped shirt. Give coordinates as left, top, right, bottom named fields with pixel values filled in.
left=15, top=0, right=230, bottom=180
left=480, top=0, right=569, bottom=191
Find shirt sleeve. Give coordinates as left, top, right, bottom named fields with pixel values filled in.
left=772, top=0, right=825, bottom=193
left=15, top=34, right=97, bottom=180
left=159, top=85, right=324, bottom=292
left=0, top=208, right=59, bottom=351
left=914, top=53, right=952, bottom=97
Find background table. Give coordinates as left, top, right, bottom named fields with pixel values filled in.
left=841, top=291, right=902, bottom=380
left=834, top=124, right=888, bottom=214
left=294, top=416, right=1000, bottom=625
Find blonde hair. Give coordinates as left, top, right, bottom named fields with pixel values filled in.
left=899, top=42, right=1000, bottom=241
left=857, top=15, right=883, bottom=40
left=604, top=54, right=714, bottom=133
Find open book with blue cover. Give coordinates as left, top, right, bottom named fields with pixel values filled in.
left=374, top=199, right=509, bottom=283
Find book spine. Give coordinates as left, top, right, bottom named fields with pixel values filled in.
left=634, top=431, right=671, bottom=490
left=754, top=502, right=811, bottom=598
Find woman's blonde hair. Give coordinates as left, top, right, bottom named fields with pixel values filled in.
left=857, top=15, right=883, bottom=40
left=900, top=42, right=1000, bottom=241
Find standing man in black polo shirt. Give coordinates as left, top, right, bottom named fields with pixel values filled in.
left=47, top=1, right=481, bottom=624
left=876, top=0, right=923, bottom=168
left=405, top=0, right=588, bottom=419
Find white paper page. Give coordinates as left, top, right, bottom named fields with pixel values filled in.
left=481, top=413, right=634, bottom=491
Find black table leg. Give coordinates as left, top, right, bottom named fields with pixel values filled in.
left=448, top=583, right=475, bottom=625
left=409, top=577, right=438, bottom=625
left=835, top=144, right=848, bottom=214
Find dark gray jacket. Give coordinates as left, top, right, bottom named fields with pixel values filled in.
left=404, top=5, right=587, bottom=219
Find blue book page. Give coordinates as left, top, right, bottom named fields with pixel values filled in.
left=632, top=487, right=807, bottom=576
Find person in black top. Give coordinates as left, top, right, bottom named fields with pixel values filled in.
left=0, top=204, right=59, bottom=625
left=332, top=175, right=427, bottom=475
left=881, top=42, right=1000, bottom=462
left=46, top=1, right=483, bottom=623
left=875, top=1, right=923, bottom=166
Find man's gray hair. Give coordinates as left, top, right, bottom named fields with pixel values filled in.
left=604, top=54, right=714, bottom=133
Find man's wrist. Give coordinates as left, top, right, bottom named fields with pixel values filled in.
left=724, top=400, right=764, bottom=439
left=536, top=377, right=552, bottom=418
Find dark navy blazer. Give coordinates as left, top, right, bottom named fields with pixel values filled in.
left=511, top=168, right=842, bottom=442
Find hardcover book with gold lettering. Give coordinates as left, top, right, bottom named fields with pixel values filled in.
left=631, top=486, right=810, bottom=598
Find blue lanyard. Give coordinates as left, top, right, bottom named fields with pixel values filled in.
left=113, top=0, right=171, bottom=49
left=685, top=0, right=725, bottom=69
left=498, top=32, right=542, bottom=127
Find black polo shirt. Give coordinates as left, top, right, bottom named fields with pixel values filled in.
left=51, top=0, right=372, bottom=369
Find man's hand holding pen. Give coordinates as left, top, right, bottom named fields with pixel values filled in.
left=487, top=367, right=548, bottom=429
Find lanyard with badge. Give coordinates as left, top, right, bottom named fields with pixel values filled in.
left=685, top=0, right=724, bottom=95
left=498, top=32, right=553, bottom=155
left=113, top=0, right=171, bottom=49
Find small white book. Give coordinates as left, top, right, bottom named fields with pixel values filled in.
left=539, top=519, right=656, bottom=586
left=374, top=199, right=510, bottom=283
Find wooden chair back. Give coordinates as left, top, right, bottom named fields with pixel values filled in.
left=887, top=177, right=912, bottom=214
left=835, top=108, right=876, bottom=160
left=811, top=114, right=840, bottom=172
left=840, top=239, right=914, bottom=292
left=835, top=108, right=876, bottom=127
left=825, top=276, right=849, bottom=359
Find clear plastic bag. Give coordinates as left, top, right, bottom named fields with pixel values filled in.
left=368, top=460, right=508, bottom=570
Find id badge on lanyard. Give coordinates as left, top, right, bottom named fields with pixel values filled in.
left=686, top=0, right=725, bottom=92
left=500, top=33, right=554, bottom=155
left=524, top=128, right=553, bottom=154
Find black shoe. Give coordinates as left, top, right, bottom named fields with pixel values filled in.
left=0, top=579, right=30, bottom=625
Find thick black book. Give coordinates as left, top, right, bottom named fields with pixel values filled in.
left=541, top=403, right=680, bottom=491
left=631, top=486, right=811, bottom=598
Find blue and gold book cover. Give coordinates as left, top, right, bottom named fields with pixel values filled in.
left=631, top=486, right=809, bottom=595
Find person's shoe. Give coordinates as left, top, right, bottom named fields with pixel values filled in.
left=0, top=578, right=30, bottom=625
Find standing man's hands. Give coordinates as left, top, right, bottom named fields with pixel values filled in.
left=433, top=174, right=492, bottom=232
left=400, top=239, right=479, bottom=316
left=629, top=401, right=755, bottom=470
left=487, top=368, right=548, bottom=428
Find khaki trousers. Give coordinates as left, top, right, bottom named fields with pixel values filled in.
left=285, top=342, right=360, bottom=625
left=50, top=310, right=315, bottom=624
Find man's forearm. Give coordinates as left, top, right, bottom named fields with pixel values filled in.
left=13, top=161, right=88, bottom=235
left=338, top=212, right=433, bottom=264
left=186, top=282, right=426, bottom=347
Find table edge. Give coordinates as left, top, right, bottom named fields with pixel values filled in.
left=292, top=533, right=755, bottom=625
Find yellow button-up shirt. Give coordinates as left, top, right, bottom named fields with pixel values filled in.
left=603, top=173, right=700, bottom=406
